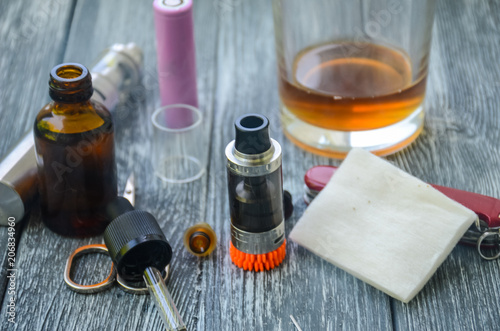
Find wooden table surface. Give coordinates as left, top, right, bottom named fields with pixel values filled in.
left=1, top=0, right=500, bottom=330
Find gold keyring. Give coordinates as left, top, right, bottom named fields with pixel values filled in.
left=64, top=244, right=171, bottom=294
left=64, top=244, right=116, bottom=294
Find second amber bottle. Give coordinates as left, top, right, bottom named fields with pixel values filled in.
left=34, top=63, right=117, bottom=237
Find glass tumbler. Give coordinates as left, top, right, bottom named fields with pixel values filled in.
left=272, top=0, right=436, bottom=158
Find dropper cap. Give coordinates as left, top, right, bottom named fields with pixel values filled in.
left=104, top=211, right=172, bottom=282
left=234, top=114, right=271, bottom=154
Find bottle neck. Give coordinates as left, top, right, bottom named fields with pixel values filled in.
left=50, top=100, right=93, bottom=115
left=48, top=63, right=93, bottom=103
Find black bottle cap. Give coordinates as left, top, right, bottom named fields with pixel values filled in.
left=105, top=197, right=135, bottom=220
left=104, top=210, right=172, bottom=282
left=234, top=114, right=271, bottom=154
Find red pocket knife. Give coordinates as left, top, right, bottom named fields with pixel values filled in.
left=304, top=165, right=500, bottom=259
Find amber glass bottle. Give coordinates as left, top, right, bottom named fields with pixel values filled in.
left=34, top=63, right=117, bottom=237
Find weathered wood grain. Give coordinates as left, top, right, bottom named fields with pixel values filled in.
left=2, top=0, right=500, bottom=330
left=201, top=1, right=393, bottom=330
left=0, top=0, right=76, bottom=310
left=389, top=0, right=500, bottom=330
left=1, top=0, right=217, bottom=330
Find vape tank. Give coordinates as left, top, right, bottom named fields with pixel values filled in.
left=225, top=114, right=286, bottom=272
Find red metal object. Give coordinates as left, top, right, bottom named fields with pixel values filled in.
left=429, top=184, right=500, bottom=229
left=304, top=165, right=500, bottom=229
left=304, top=165, right=336, bottom=193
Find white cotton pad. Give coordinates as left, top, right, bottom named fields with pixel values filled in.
left=289, top=148, right=477, bottom=303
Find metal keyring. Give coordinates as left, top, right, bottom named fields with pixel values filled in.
left=64, top=244, right=116, bottom=294
left=477, top=232, right=500, bottom=261
left=117, top=265, right=170, bottom=294
left=64, top=244, right=170, bottom=294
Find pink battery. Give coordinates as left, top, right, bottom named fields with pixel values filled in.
left=153, top=0, right=198, bottom=128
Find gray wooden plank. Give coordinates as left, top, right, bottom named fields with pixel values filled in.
left=202, top=0, right=393, bottom=330
left=390, top=0, right=500, bottom=329
left=0, top=0, right=76, bottom=139
left=0, top=0, right=218, bottom=330
left=0, top=0, right=76, bottom=310
left=2, top=0, right=500, bottom=329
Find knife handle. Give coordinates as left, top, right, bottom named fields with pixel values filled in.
left=304, top=165, right=500, bottom=229
left=430, top=184, right=500, bottom=229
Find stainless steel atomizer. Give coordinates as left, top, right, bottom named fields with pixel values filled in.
left=225, top=114, right=286, bottom=271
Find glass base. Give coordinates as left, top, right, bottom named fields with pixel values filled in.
left=281, top=105, right=424, bottom=159
left=154, top=155, right=205, bottom=184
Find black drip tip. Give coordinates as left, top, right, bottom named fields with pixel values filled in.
left=234, top=114, right=271, bottom=154
left=104, top=210, right=172, bottom=282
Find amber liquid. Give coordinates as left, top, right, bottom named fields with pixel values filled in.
left=34, top=105, right=117, bottom=237
left=279, top=42, right=427, bottom=131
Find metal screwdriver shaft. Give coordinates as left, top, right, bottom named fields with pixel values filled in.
left=104, top=197, right=186, bottom=331
left=144, top=267, right=187, bottom=331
